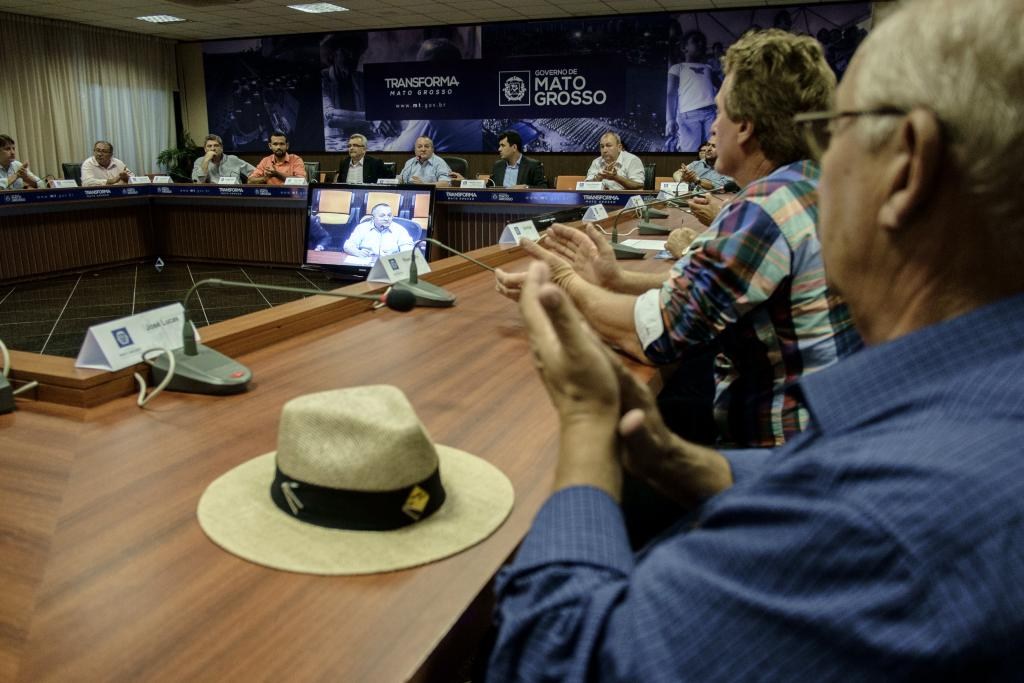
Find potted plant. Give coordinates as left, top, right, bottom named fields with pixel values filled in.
left=157, top=133, right=203, bottom=182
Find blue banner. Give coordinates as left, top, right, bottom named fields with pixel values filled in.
left=364, top=56, right=625, bottom=120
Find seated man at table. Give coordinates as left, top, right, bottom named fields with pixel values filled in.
left=673, top=139, right=739, bottom=191
left=191, top=133, right=255, bottom=183
left=81, top=140, right=133, bottom=186
left=343, top=202, right=415, bottom=257
left=336, top=134, right=392, bottom=184
left=489, top=1, right=1024, bottom=678
left=585, top=132, right=645, bottom=191
left=488, top=130, right=546, bottom=189
left=398, top=136, right=451, bottom=185
left=497, top=29, right=860, bottom=448
left=247, top=131, right=306, bottom=185
left=0, top=134, right=41, bottom=190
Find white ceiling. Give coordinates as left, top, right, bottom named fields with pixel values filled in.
left=0, top=0, right=843, bottom=42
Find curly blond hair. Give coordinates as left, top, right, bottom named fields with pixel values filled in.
left=722, top=29, right=835, bottom=165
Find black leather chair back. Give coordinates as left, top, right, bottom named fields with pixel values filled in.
left=441, top=156, right=469, bottom=178
left=304, top=162, right=321, bottom=183
left=643, top=162, right=656, bottom=190
left=61, top=163, right=82, bottom=186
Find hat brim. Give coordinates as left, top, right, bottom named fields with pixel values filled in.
left=197, top=446, right=514, bottom=575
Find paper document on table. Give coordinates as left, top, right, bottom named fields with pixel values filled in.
left=621, top=239, right=666, bottom=250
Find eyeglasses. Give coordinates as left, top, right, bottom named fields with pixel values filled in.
left=793, top=108, right=907, bottom=160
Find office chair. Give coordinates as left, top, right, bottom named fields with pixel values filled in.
left=61, top=163, right=82, bottom=186
left=382, top=161, right=397, bottom=179
left=441, top=156, right=469, bottom=178
left=643, top=162, right=656, bottom=191
left=304, top=161, right=321, bottom=183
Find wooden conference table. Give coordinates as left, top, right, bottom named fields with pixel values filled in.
left=0, top=197, right=722, bottom=682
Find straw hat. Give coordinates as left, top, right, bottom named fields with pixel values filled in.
left=197, top=385, right=514, bottom=575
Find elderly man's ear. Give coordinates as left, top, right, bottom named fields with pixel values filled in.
left=879, top=109, right=944, bottom=231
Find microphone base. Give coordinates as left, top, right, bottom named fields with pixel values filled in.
left=0, top=374, right=14, bottom=414
left=645, top=208, right=669, bottom=218
left=611, top=243, right=646, bottom=260
left=638, top=222, right=673, bottom=235
left=392, top=280, right=456, bottom=307
left=150, top=344, right=252, bottom=395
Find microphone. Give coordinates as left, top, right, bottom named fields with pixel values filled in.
left=636, top=187, right=720, bottom=235
left=392, top=236, right=489, bottom=307
left=605, top=188, right=712, bottom=259
left=149, top=278, right=415, bottom=395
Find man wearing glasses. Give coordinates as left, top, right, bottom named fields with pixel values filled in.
left=497, top=29, right=860, bottom=450
left=335, top=133, right=392, bottom=184
left=488, top=0, right=1024, bottom=678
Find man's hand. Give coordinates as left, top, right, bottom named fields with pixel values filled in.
left=687, top=195, right=719, bottom=227
left=666, top=227, right=698, bottom=259
left=448, top=171, right=465, bottom=182
left=520, top=261, right=622, bottom=497
left=605, top=346, right=733, bottom=507
left=544, top=223, right=624, bottom=290
left=680, top=166, right=698, bottom=184
left=494, top=235, right=578, bottom=301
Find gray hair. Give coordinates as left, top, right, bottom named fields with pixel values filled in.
left=204, top=134, right=224, bottom=145
left=853, top=0, right=1024, bottom=253
left=348, top=133, right=368, bottom=146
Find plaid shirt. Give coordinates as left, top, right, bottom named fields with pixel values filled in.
left=643, top=160, right=861, bottom=447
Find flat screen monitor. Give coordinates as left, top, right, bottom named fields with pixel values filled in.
left=303, top=183, right=435, bottom=281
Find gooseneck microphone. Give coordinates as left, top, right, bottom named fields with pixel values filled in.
left=393, top=237, right=496, bottom=308
left=605, top=188, right=715, bottom=260
left=149, top=278, right=415, bottom=395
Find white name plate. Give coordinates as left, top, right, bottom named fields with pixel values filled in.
left=152, top=175, right=172, bottom=184
left=576, top=181, right=604, bottom=191
left=76, top=303, right=187, bottom=372
left=128, top=175, right=150, bottom=184
left=582, top=204, right=609, bottom=221
left=377, top=178, right=400, bottom=185
left=660, top=181, right=688, bottom=194
left=52, top=179, right=77, bottom=188
left=367, top=247, right=431, bottom=283
left=216, top=176, right=239, bottom=185
left=460, top=179, right=487, bottom=189
left=284, top=176, right=306, bottom=185
left=499, top=220, right=542, bottom=245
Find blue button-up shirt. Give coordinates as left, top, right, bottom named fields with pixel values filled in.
left=399, top=155, right=451, bottom=184
left=503, top=156, right=522, bottom=188
left=489, top=292, right=1024, bottom=681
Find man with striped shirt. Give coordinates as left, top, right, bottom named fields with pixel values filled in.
left=496, top=30, right=860, bottom=448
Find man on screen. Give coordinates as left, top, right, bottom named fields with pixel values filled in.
left=343, top=203, right=415, bottom=258
left=191, top=134, right=255, bottom=184
left=248, top=131, right=306, bottom=185
left=585, top=132, right=645, bottom=191
left=488, top=130, right=546, bottom=189
left=336, top=134, right=391, bottom=184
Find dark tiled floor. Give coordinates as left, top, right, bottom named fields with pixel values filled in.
left=0, top=262, right=339, bottom=358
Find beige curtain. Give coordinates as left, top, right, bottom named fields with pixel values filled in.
left=0, top=12, right=176, bottom=179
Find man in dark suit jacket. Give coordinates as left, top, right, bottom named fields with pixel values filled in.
left=335, top=133, right=393, bottom=184
left=488, top=130, right=546, bottom=188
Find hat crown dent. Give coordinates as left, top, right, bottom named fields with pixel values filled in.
left=275, top=386, right=440, bottom=492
